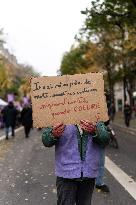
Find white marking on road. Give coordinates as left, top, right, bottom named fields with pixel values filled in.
left=113, top=123, right=136, bottom=136
left=44, top=185, right=48, bottom=188
left=52, top=188, right=57, bottom=194
left=105, top=156, right=136, bottom=200
left=0, top=127, right=23, bottom=141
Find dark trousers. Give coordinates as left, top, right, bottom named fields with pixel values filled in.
left=24, top=125, right=31, bottom=137
left=5, top=126, right=15, bottom=137
left=56, top=177, right=95, bottom=205
left=125, top=115, right=130, bottom=127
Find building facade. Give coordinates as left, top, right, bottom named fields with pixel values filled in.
left=114, top=81, right=136, bottom=112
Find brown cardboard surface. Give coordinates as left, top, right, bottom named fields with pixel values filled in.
left=30, top=73, right=109, bottom=127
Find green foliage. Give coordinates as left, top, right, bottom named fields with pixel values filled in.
left=80, top=0, right=136, bottom=104
left=60, top=42, right=101, bottom=75
left=0, top=56, right=39, bottom=99
left=82, top=0, right=136, bottom=34
left=60, top=44, right=88, bottom=75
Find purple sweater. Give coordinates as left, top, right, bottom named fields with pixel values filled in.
left=48, top=124, right=100, bottom=179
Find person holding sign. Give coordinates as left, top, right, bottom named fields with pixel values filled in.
left=42, top=120, right=110, bottom=205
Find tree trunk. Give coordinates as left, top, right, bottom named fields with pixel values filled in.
left=107, top=66, right=114, bottom=104
left=127, top=80, right=134, bottom=108
left=123, top=76, right=127, bottom=104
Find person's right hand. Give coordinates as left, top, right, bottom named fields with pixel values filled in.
left=52, top=123, right=65, bottom=138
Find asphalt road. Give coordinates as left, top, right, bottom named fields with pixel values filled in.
left=0, top=126, right=136, bottom=205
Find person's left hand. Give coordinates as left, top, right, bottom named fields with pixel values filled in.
left=80, top=120, right=96, bottom=133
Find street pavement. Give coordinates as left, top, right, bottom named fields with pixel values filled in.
left=112, top=111, right=136, bottom=133
left=0, top=116, right=136, bottom=205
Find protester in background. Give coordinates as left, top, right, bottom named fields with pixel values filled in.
left=95, top=97, right=114, bottom=193
left=124, top=101, right=132, bottom=127
left=95, top=148, right=110, bottom=193
left=2, top=101, right=18, bottom=139
left=95, top=120, right=110, bottom=193
left=21, top=103, right=33, bottom=138
left=42, top=120, right=110, bottom=205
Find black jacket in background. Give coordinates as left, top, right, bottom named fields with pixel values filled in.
left=21, top=107, right=33, bottom=127
left=2, top=104, right=18, bottom=127
left=124, top=105, right=132, bottom=116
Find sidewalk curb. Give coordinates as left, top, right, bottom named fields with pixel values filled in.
left=112, top=123, right=136, bottom=135
left=0, top=127, right=23, bottom=141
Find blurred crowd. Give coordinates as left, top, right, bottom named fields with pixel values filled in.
left=0, top=100, right=33, bottom=139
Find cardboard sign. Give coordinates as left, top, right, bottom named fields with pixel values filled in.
left=31, top=73, right=109, bottom=127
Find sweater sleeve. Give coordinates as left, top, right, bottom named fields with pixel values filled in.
left=42, top=127, right=59, bottom=147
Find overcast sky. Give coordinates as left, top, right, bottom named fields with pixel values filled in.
left=0, top=0, right=90, bottom=76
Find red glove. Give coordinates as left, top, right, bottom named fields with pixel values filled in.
left=52, top=123, right=65, bottom=138
left=80, top=120, right=96, bottom=133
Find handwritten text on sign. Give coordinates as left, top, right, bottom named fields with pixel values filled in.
left=31, top=73, right=108, bottom=127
